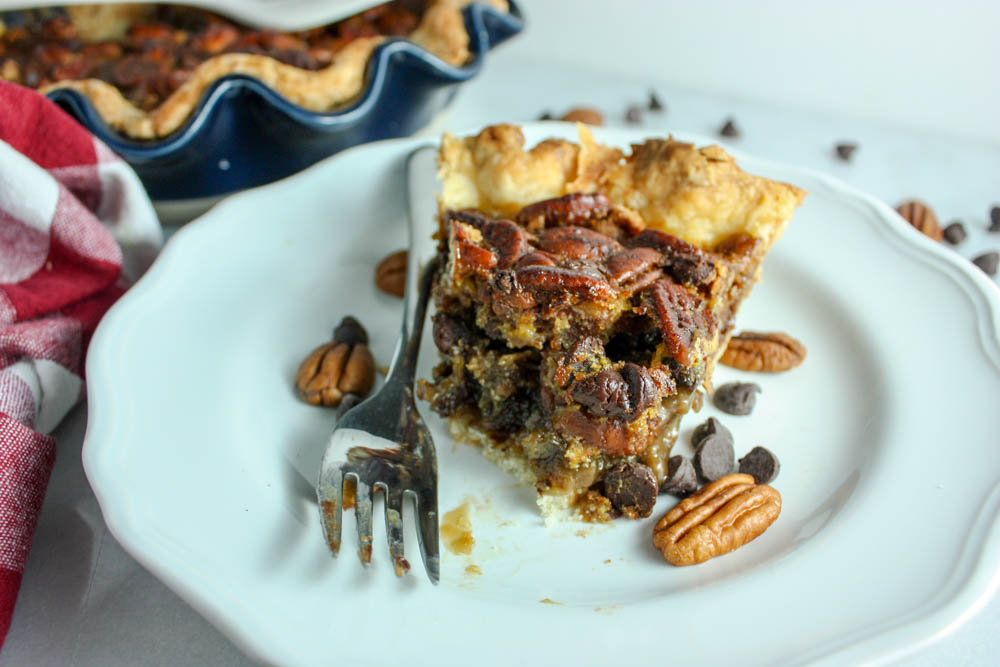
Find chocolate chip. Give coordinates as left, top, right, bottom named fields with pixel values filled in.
left=693, top=433, right=735, bottom=482
left=333, top=316, right=368, bottom=345
left=336, top=393, right=363, bottom=419
left=990, top=205, right=1000, bottom=232
left=620, top=362, right=657, bottom=416
left=648, top=90, right=664, bottom=111
left=571, top=363, right=657, bottom=421
left=602, top=461, right=657, bottom=518
left=719, top=118, right=740, bottom=138
left=691, top=416, right=733, bottom=449
left=972, top=251, right=999, bottom=276
left=538, top=111, right=553, bottom=121
left=738, top=446, right=780, bottom=484
left=713, top=382, right=761, bottom=415
left=625, top=105, right=642, bottom=124
left=834, top=142, right=858, bottom=161
left=660, top=455, right=698, bottom=497
left=432, top=313, right=477, bottom=354
left=571, top=368, right=629, bottom=419
left=942, top=221, right=967, bottom=245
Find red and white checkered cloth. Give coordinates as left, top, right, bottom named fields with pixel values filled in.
left=0, top=81, right=161, bottom=644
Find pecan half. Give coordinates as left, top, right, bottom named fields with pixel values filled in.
left=295, top=317, right=375, bottom=407
left=481, top=218, right=529, bottom=268
left=719, top=331, right=807, bottom=372
left=629, top=229, right=716, bottom=287
left=447, top=221, right=498, bottom=281
left=515, top=193, right=612, bottom=230
left=560, top=107, right=604, bottom=126
left=652, top=473, right=781, bottom=566
left=502, top=265, right=615, bottom=309
left=536, top=226, right=621, bottom=261
left=375, top=249, right=407, bottom=297
left=604, top=247, right=662, bottom=286
left=642, top=279, right=714, bottom=366
left=515, top=250, right=558, bottom=268
left=896, top=200, right=943, bottom=241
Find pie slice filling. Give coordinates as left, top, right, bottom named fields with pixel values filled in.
left=418, top=124, right=805, bottom=522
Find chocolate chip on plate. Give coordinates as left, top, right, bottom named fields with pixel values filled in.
left=691, top=416, right=733, bottom=449
left=333, top=315, right=369, bottom=345
left=738, top=446, right=781, bottom=484
left=538, top=111, right=553, bottom=121
left=693, top=432, right=735, bottom=482
left=942, top=221, right=967, bottom=245
left=660, top=455, right=699, bottom=498
left=972, top=251, right=999, bottom=276
left=989, top=205, right=1000, bottom=232
left=719, top=118, right=740, bottom=138
left=834, top=142, right=858, bottom=161
left=648, top=90, right=665, bottom=112
left=625, top=105, right=642, bottom=124
left=713, top=382, right=761, bottom=415
left=603, top=461, right=658, bottom=518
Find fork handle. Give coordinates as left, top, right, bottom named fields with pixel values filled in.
left=384, top=256, right=437, bottom=392
left=381, top=145, right=440, bottom=399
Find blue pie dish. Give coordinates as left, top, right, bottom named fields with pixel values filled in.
left=43, top=1, right=523, bottom=202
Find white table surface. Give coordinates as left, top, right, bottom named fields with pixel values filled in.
left=4, top=1, right=999, bottom=664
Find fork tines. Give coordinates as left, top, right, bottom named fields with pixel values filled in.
left=318, top=462, right=438, bottom=581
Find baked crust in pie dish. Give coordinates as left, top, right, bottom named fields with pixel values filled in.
left=0, top=1, right=507, bottom=139
left=418, top=124, right=805, bottom=522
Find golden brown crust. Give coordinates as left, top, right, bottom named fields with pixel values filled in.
left=439, top=123, right=806, bottom=249
left=41, top=0, right=508, bottom=139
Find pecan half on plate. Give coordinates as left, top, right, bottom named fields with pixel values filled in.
left=652, top=473, right=781, bottom=565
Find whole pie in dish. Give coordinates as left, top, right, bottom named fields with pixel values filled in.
left=418, top=124, right=805, bottom=522
left=0, top=1, right=507, bottom=139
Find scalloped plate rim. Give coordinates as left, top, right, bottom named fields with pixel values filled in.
left=82, top=123, right=1000, bottom=666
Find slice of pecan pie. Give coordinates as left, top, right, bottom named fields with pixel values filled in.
left=418, top=124, right=805, bottom=522
left=0, top=1, right=506, bottom=139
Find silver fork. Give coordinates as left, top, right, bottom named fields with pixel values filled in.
left=316, top=145, right=440, bottom=583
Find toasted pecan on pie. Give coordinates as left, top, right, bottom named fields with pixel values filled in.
left=418, top=124, right=805, bottom=522
left=0, top=1, right=507, bottom=139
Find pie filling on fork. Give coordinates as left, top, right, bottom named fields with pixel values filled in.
left=417, top=124, right=805, bottom=522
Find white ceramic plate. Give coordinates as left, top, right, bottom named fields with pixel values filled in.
left=83, top=124, right=1000, bottom=666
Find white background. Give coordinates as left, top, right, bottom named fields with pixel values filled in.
left=4, top=0, right=999, bottom=664
left=518, top=0, right=1000, bottom=147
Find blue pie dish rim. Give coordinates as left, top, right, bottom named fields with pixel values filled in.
left=40, top=1, right=524, bottom=200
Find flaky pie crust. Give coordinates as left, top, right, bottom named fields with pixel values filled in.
left=439, top=123, right=806, bottom=249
